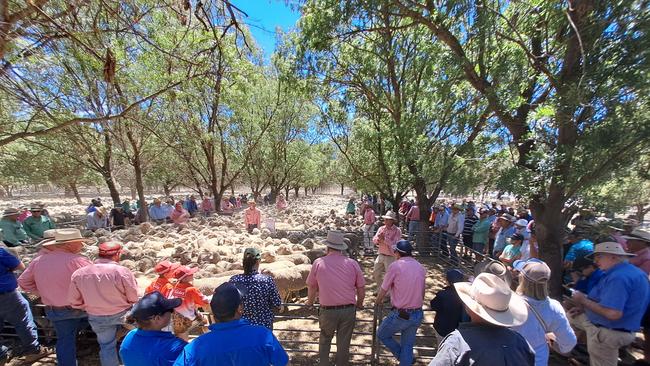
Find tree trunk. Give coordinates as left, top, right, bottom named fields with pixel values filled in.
left=340, top=183, right=344, bottom=195
left=163, top=184, right=171, bottom=197
left=130, top=187, right=136, bottom=200
left=284, top=186, right=290, bottom=199
left=101, top=172, right=121, bottom=205
left=294, top=186, right=299, bottom=198
left=69, top=183, right=82, bottom=204
left=133, top=154, right=147, bottom=222
left=636, top=203, right=649, bottom=224
left=304, top=187, right=308, bottom=196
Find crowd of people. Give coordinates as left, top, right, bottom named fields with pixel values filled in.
left=1, top=193, right=650, bottom=366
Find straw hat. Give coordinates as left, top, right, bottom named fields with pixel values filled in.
left=41, top=229, right=96, bottom=247
left=2, top=208, right=20, bottom=217
left=623, top=229, right=650, bottom=243
left=381, top=211, right=398, bottom=221
left=321, top=231, right=348, bottom=251
left=586, top=242, right=635, bottom=258
left=454, top=273, right=528, bottom=327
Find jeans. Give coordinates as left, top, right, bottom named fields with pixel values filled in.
left=88, top=310, right=129, bottom=366
left=377, top=309, right=423, bottom=365
left=362, top=224, right=374, bottom=250
left=0, top=290, right=39, bottom=356
left=45, top=307, right=88, bottom=366
left=445, top=232, right=459, bottom=262
left=408, top=221, right=418, bottom=243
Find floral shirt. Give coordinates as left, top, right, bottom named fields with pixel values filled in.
left=229, top=271, right=282, bottom=329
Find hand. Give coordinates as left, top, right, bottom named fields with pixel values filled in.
left=567, top=307, right=584, bottom=317
left=356, top=302, right=364, bottom=310
left=571, top=290, right=587, bottom=305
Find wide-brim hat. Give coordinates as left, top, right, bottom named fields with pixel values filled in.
left=29, top=203, right=46, bottom=212
left=586, top=241, right=635, bottom=258
left=455, top=273, right=528, bottom=327
left=497, top=214, right=516, bottom=222
left=622, top=229, right=650, bottom=243
left=2, top=208, right=20, bottom=217
left=172, top=265, right=199, bottom=280
left=41, top=228, right=96, bottom=247
left=321, top=231, right=348, bottom=251
left=381, top=210, right=398, bottom=221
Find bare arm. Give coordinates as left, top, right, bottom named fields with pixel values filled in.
left=356, top=286, right=365, bottom=309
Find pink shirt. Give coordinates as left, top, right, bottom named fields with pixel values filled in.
left=276, top=199, right=287, bottom=210
left=373, top=224, right=402, bottom=256
left=170, top=208, right=189, bottom=224
left=306, top=252, right=365, bottom=306
left=244, top=207, right=261, bottom=226
left=406, top=205, right=420, bottom=221
left=630, top=247, right=650, bottom=275
left=18, top=251, right=92, bottom=306
left=202, top=198, right=213, bottom=211
left=68, top=258, right=139, bottom=316
left=381, top=257, right=426, bottom=309
left=363, top=209, right=376, bottom=225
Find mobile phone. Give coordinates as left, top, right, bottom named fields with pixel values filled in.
left=562, top=286, right=575, bottom=297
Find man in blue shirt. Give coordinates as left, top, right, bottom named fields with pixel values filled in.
left=563, top=230, right=594, bottom=268
left=120, top=291, right=186, bottom=366
left=571, top=257, right=604, bottom=294
left=492, top=214, right=516, bottom=258
left=174, top=282, right=288, bottom=366
left=149, top=199, right=171, bottom=224
left=569, top=242, right=650, bottom=366
left=0, top=248, right=46, bottom=363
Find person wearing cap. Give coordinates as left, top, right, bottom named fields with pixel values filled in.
left=18, top=228, right=93, bottom=366
left=306, top=231, right=365, bottom=366
left=429, top=269, right=466, bottom=345
left=149, top=198, right=170, bottom=224
left=625, top=229, right=650, bottom=274
left=86, top=207, right=109, bottom=231
left=376, top=240, right=426, bottom=365
left=145, top=260, right=181, bottom=296
left=0, top=247, right=48, bottom=363
left=69, top=241, right=139, bottom=366
left=492, top=214, right=516, bottom=258
left=22, top=204, right=56, bottom=241
left=471, top=208, right=492, bottom=259
left=570, top=257, right=604, bottom=294
left=230, top=247, right=282, bottom=329
left=444, top=205, right=465, bottom=263
left=120, top=292, right=187, bottom=366
left=511, top=260, right=576, bottom=366
left=362, top=204, right=377, bottom=254
left=498, top=232, right=524, bottom=266
left=474, top=258, right=513, bottom=287
left=563, top=229, right=594, bottom=269
left=168, top=265, right=210, bottom=341
left=0, top=208, right=29, bottom=247
left=243, top=200, right=262, bottom=233
left=428, top=273, right=534, bottom=366
left=173, top=282, right=289, bottom=366
left=569, top=242, right=650, bottom=366
left=372, top=211, right=402, bottom=290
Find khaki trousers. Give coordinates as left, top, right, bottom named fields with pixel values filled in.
left=318, top=306, right=356, bottom=366
left=569, top=313, right=635, bottom=366
left=373, top=254, right=396, bottom=290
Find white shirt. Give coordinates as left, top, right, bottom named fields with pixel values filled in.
left=446, top=213, right=465, bottom=235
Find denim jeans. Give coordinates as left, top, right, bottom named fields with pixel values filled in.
left=377, top=309, right=423, bottom=365
left=362, top=224, right=375, bottom=250
left=45, top=307, right=88, bottom=366
left=88, top=310, right=129, bottom=366
left=407, top=221, right=418, bottom=243
left=444, top=232, right=459, bottom=262
left=0, top=290, right=39, bottom=356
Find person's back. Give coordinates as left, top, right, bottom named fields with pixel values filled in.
left=430, top=286, right=464, bottom=339
left=230, top=272, right=281, bottom=329
left=121, top=329, right=186, bottom=366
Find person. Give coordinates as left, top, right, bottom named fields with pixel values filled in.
left=86, top=198, right=103, bottom=213
left=492, top=214, right=516, bottom=258
left=149, top=199, right=170, bottom=224
left=145, top=260, right=181, bottom=296
left=432, top=205, right=449, bottom=252
left=510, top=260, right=577, bottom=366
left=461, top=207, right=478, bottom=258
left=571, top=257, right=604, bottom=294
left=168, top=266, right=210, bottom=341
left=429, top=273, right=534, bottom=365
left=109, top=205, right=127, bottom=230
left=405, top=202, right=420, bottom=243
left=276, top=193, right=287, bottom=210
left=69, top=241, right=139, bottom=366
left=499, top=232, right=524, bottom=266
left=201, top=195, right=213, bottom=216
left=429, top=269, right=465, bottom=345
left=563, top=229, right=594, bottom=269
left=306, top=231, right=365, bottom=366
left=186, top=196, right=198, bottom=217
left=0, top=247, right=47, bottom=363
left=22, top=204, right=55, bottom=241
left=0, top=208, right=29, bottom=247
left=18, top=229, right=94, bottom=366
left=17, top=206, right=31, bottom=222
left=173, top=282, right=289, bottom=366
left=220, top=196, right=234, bottom=215
left=345, top=198, right=356, bottom=217
left=474, top=258, right=512, bottom=287
left=170, top=202, right=190, bottom=226
left=471, top=208, right=491, bottom=259
left=372, top=211, right=402, bottom=291
left=230, top=248, right=282, bottom=329
left=569, top=242, right=650, bottom=366
left=119, top=292, right=187, bottom=366
left=244, top=200, right=261, bottom=233
left=376, top=240, right=426, bottom=366
left=625, top=229, right=650, bottom=274
left=87, top=207, right=109, bottom=231
left=444, top=205, right=465, bottom=263
left=362, top=204, right=376, bottom=254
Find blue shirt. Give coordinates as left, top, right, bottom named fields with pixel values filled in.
left=149, top=205, right=170, bottom=220
left=0, top=248, right=20, bottom=292
left=587, top=262, right=650, bottom=331
left=564, top=239, right=594, bottom=262
left=173, top=319, right=288, bottom=366
left=430, top=286, right=465, bottom=337
left=120, top=329, right=186, bottom=366
left=493, top=226, right=515, bottom=253
left=574, top=269, right=604, bottom=294
left=434, top=211, right=449, bottom=228
left=186, top=200, right=198, bottom=214
left=230, top=272, right=282, bottom=329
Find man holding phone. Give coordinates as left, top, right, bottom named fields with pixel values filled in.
left=376, top=240, right=426, bottom=365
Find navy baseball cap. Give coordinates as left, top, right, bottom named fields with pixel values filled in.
left=211, top=282, right=242, bottom=319
left=446, top=269, right=464, bottom=283
left=394, top=240, right=413, bottom=255
left=130, top=291, right=181, bottom=321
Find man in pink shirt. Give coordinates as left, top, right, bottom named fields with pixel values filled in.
left=626, top=229, right=650, bottom=274
left=405, top=202, right=419, bottom=243
left=18, top=228, right=93, bottom=366
left=306, top=231, right=365, bottom=366
left=244, top=200, right=262, bottom=233
left=170, top=202, right=190, bottom=225
left=362, top=205, right=377, bottom=254
left=376, top=240, right=426, bottom=366
left=372, top=211, right=402, bottom=291
left=69, top=241, right=138, bottom=366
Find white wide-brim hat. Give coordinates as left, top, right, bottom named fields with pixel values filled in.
left=455, top=273, right=528, bottom=327
left=41, top=228, right=96, bottom=247
left=586, top=241, right=635, bottom=258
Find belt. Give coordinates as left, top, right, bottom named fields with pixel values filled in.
left=392, top=307, right=422, bottom=312
left=321, top=304, right=355, bottom=310
left=593, top=323, right=633, bottom=333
